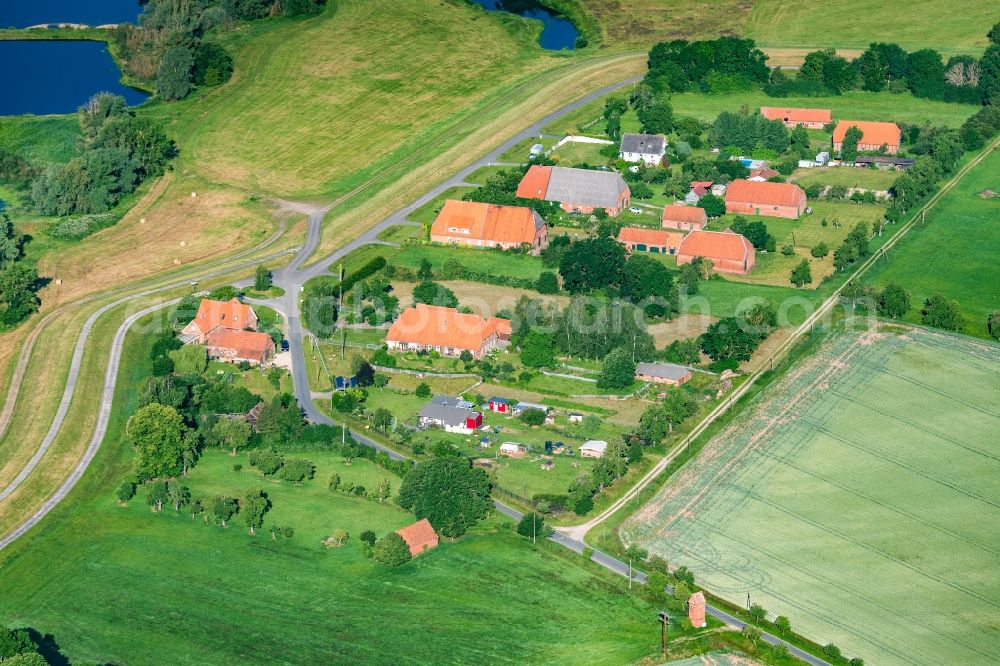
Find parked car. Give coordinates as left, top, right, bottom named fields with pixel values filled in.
left=628, top=206, right=642, bottom=214
left=281, top=339, right=290, bottom=352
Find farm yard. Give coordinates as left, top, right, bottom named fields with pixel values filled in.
left=863, top=147, right=1000, bottom=339
left=623, top=325, right=1000, bottom=666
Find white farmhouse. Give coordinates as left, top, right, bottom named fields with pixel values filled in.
left=619, top=133, right=667, bottom=166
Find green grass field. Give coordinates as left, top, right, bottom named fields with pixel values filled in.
left=623, top=325, right=1000, bottom=665
left=0, top=115, right=80, bottom=165
left=863, top=147, right=1000, bottom=338
left=744, top=0, right=997, bottom=55
left=0, top=311, right=699, bottom=665
left=790, top=166, right=899, bottom=191
left=392, top=243, right=546, bottom=280
left=407, top=186, right=475, bottom=225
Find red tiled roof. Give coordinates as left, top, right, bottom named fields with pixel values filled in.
left=617, top=227, right=687, bottom=248
left=188, top=298, right=256, bottom=336
left=678, top=230, right=754, bottom=263
left=396, top=518, right=439, bottom=556
left=431, top=199, right=542, bottom=245
left=725, top=180, right=806, bottom=208
left=749, top=168, right=779, bottom=180
left=515, top=165, right=552, bottom=200
left=661, top=204, right=707, bottom=225
left=832, top=120, right=901, bottom=147
left=760, top=107, right=832, bottom=124
left=206, top=329, right=274, bottom=360
left=387, top=305, right=510, bottom=352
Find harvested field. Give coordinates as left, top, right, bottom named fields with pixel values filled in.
left=648, top=314, right=716, bottom=347
left=624, top=326, right=1000, bottom=665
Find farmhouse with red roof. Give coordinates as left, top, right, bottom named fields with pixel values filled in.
left=516, top=165, right=630, bottom=216
left=677, top=230, right=756, bottom=274
left=760, top=106, right=832, bottom=129
left=386, top=305, right=510, bottom=359
left=430, top=199, right=548, bottom=254
left=181, top=298, right=259, bottom=343
left=725, top=180, right=807, bottom=220
left=661, top=204, right=707, bottom=231
left=617, top=227, right=686, bottom=255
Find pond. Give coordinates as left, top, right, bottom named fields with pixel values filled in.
left=469, top=0, right=580, bottom=50
left=0, top=41, right=148, bottom=116
left=1, top=0, right=141, bottom=28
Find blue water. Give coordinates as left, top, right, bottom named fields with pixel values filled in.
left=470, top=0, right=580, bottom=50
left=740, top=159, right=753, bottom=167
left=0, top=0, right=140, bottom=28
left=0, top=41, right=148, bottom=116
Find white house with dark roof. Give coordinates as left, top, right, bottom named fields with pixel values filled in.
left=619, top=133, right=667, bottom=166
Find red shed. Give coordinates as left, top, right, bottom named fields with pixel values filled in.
left=488, top=397, right=510, bottom=413
left=466, top=412, right=483, bottom=430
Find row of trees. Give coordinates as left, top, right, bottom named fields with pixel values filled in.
left=644, top=37, right=770, bottom=94
left=30, top=93, right=176, bottom=218
left=708, top=111, right=789, bottom=155
left=0, top=212, right=40, bottom=328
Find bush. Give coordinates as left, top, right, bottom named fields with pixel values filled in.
left=277, top=458, right=315, bottom=482
left=573, top=495, right=593, bottom=515
left=516, top=512, right=546, bottom=539
left=116, top=480, right=136, bottom=503
left=920, top=294, right=962, bottom=330
left=373, top=532, right=412, bottom=566
left=536, top=271, right=559, bottom=294
left=520, top=408, right=546, bottom=426
left=780, top=244, right=795, bottom=256
left=415, top=382, right=431, bottom=398
left=823, top=644, right=842, bottom=660
left=810, top=241, right=829, bottom=258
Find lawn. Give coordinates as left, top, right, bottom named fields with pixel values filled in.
left=623, top=325, right=1000, bottom=666
left=547, top=89, right=978, bottom=137
left=863, top=146, right=1000, bottom=339
left=392, top=244, right=547, bottom=281
left=465, top=165, right=509, bottom=184
left=497, top=136, right=559, bottom=164
left=744, top=0, right=997, bottom=55
left=550, top=139, right=613, bottom=166
left=0, top=309, right=699, bottom=665
left=682, top=279, right=825, bottom=326
left=790, top=166, right=900, bottom=192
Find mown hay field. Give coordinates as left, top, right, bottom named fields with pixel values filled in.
left=863, top=146, right=1000, bottom=339
left=623, top=325, right=1000, bottom=665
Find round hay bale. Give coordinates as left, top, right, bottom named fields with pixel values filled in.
left=180, top=240, right=188, bottom=247
left=140, top=217, right=146, bottom=224
left=191, top=191, right=197, bottom=198
left=173, top=258, right=181, bottom=265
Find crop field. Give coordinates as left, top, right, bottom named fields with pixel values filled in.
left=863, top=146, right=1000, bottom=339
left=744, top=0, right=997, bottom=55
left=623, top=325, right=1000, bottom=665
left=0, top=311, right=681, bottom=665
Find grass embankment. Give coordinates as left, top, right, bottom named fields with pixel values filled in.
left=623, top=325, right=1000, bottom=666
left=0, top=315, right=710, bottom=665
left=862, top=146, right=1000, bottom=339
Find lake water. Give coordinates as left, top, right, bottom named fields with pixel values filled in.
left=1, top=0, right=141, bottom=28
left=0, top=41, right=148, bottom=116
left=469, top=0, right=580, bottom=50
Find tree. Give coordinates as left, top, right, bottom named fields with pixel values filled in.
left=811, top=242, right=829, bottom=258
left=877, top=282, right=911, bottom=319
left=412, top=281, right=457, bottom=307
left=558, top=236, right=627, bottom=294
left=988, top=311, right=1000, bottom=341
left=700, top=317, right=759, bottom=363
left=417, top=258, right=434, bottom=280
left=730, top=218, right=774, bottom=251
left=0, top=263, right=40, bottom=327
left=621, top=254, right=676, bottom=316
left=535, top=271, right=559, bottom=294
left=78, top=92, right=126, bottom=144
left=396, top=457, right=491, bottom=538
left=157, top=46, right=194, bottom=101
left=0, top=626, right=37, bottom=660
left=373, top=374, right=390, bottom=390
left=372, top=407, right=393, bottom=432
left=116, top=480, right=137, bottom=503
left=277, top=458, right=315, bottom=482
left=516, top=512, right=547, bottom=540
left=906, top=49, right=946, bottom=99
left=749, top=603, right=767, bottom=622
left=144, top=480, right=169, bottom=511
left=637, top=101, right=674, bottom=134
left=354, top=359, right=376, bottom=387
left=697, top=193, right=725, bottom=218
left=741, top=625, right=762, bottom=645
left=167, top=482, right=191, bottom=511
left=520, top=408, right=546, bottom=426
left=373, top=532, right=412, bottom=566
left=192, top=41, right=233, bottom=86
left=360, top=529, right=377, bottom=547
left=775, top=615, right=791, bottom=634
left=840, top=125, right=864, bottom=162
left=790, top=259, right=812, bottom=287
left=597, top=347, right=636, bottom=389
left=520, top=329, right=556, bottom=368
left=624, top=544, right=648, bottom=563
left=800, top=48, right=835, bottom=82
left=127, top=404, right=187, bottom=480
left=0, top=214, right=25, bottom=267
left=920, top=294, right=962, bottom=330
left=849, top=659, right=865, bottom=666
left=415, top=382, right=431, bottom=399
left=212, top=417, right=252, bottom=455
left=211, top=496, right=238, bottom=529
left=169, top=344, right=207, bottom=375
left=789, top=124, right=811, bottom=157
left=254, top=264, right=272, bottom=291
left=249, top=446, right=285, bottom=475
left=824, top=644, right=843, bottom=660
left=240, top=489, right=270, bottom=535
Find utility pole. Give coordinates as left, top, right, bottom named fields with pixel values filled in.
left=342, top=422, right=346, bottom=445
left=532, top=513, right=536, bottom=545
left=658, top=611, right=669, bottom=657
left=628, top=558, right=633, bottom=590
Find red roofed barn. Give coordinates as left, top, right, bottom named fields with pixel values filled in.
left=677, top=230, right=756, bottom=274
left=206, top=329, right=276, bottom=366
left=430, top=199, right=548, bottom=254
left=516, top=165, right=630, bottom=216
left=661, top=204, right=707, bottom=231
left=617, top=227, right=686, bottom=255
left=833, top=121, right=901, bottom=155
left=396, top=518, right=439, bottom=556
left=386, top=304, right=510, bottom=359
left=760, top=106, right=832, bottom=129
left=725, top=180, right=807, bottom=220
left=182, top=298, right=259, bottom=343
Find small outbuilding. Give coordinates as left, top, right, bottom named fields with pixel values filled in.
left=396, top=518, right=439, bottom=557
left=635, top=362, right=692, bottom=386
left=499, top=442, right=525, bottom=458
left=688, top=591, right=707, bottom=628
left=488, top=397, right=511, bottom=414
left=661, top=204, right=707, bottom=231
left=580, top=440, right=608, bottom=459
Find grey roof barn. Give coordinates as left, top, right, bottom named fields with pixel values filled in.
left=635, top=362, right=691, bottom=382
left=544, top=166, right=629, bottom=210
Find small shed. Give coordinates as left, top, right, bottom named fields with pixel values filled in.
left=688, top=591, right=706, bottom=628
left=396, top=518, right=439, bottom=557
left=499, top=442, right=525, bottom=458
left=488, top=397, right=510, bottom=413
left=568, top=413, right=584, bottom=423
left=635, top=362, right=692, bottom=386
left=580, top=440, right=608, bottom=459
left=529, top=143, right=544, bottom=157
